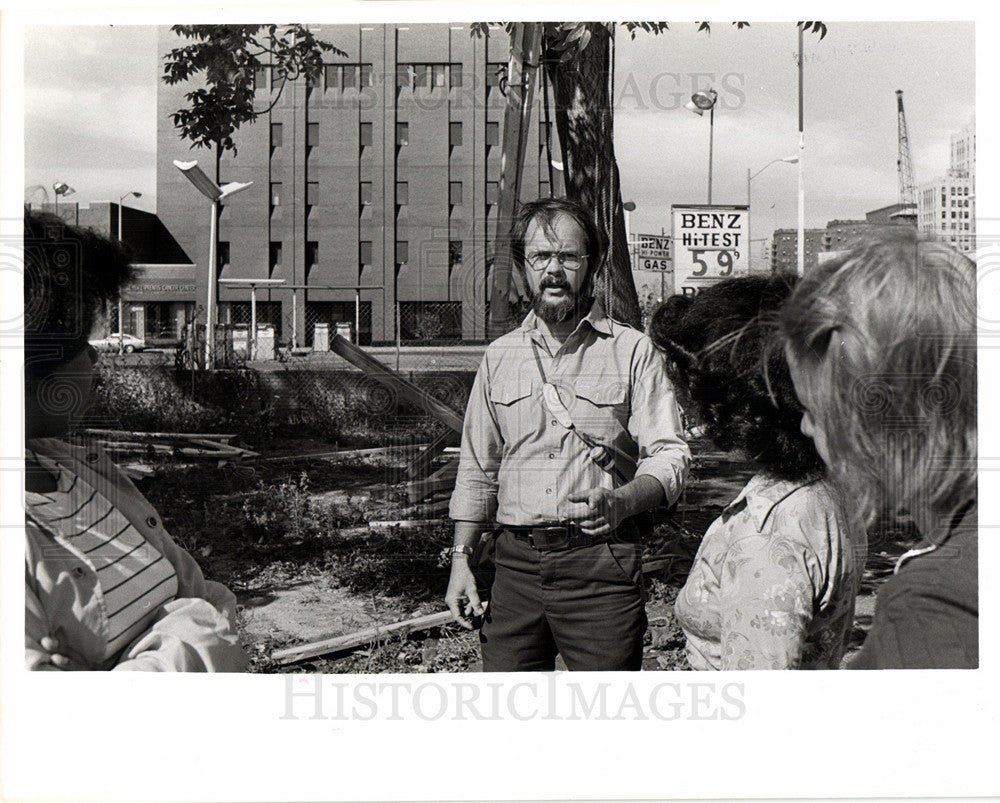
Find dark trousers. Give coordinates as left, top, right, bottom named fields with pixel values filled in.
left=480, top=531, right=646, bottom=672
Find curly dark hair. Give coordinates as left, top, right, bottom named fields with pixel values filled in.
left=649, top=274, right=824, bottom=481
left=24, top=210, right=134, bottom=376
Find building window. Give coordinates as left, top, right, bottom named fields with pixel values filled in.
left=432, top=64, right=447, bottom=88
left=254, top=64, right=268, bottom=90
left=396, top=122, right=409, bottom=146
left=324, top=64, right=341, bottom=90
left=449, top=240, right=463, bottom=268
left=360, top=64, right=373, bottom=87
left=360, top=240, right=373, bottom=265
left=269, top=241, right=282, bottom=271
left=270, top=122, right=283, bottom=148
left=449, top=121, right=463, bottom=147
left=217, top=241, right=230, bottom=271
left=486, top=122, right=500, bottom=147
left=360, top=181, right=372, bottom=206
left=396, top=241, right=409, bottom=264
left=487, top=63, right=505, bottom=87
left=270, top=182, right=282, bottom=207
left=306, top=241, right=319, bottom=268
left=486, top=181, right=499, bottom=205
left=360, top=122, right=373, bottom=148
left=449, top=181, right=463, bottom=205
left=307, top=122, right=319, bottom=148
left=450, top=63, right=463, bottom=88
left=306, top=181, right=319, bottom=206
left=396, top=181, right=408, bottom=205
left=396, top=64, right=412, bottom=89
left=343, top=64, right=357, bottom=89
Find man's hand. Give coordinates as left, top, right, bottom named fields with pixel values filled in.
left=39, top=636, right=85, bottom=671
left=445, top=559, right=485, bottom=630
left=565, top=487, right=627, bottom=536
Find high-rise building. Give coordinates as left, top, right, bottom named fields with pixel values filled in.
left=157, top=24, right=561, bottom=345
left=917, top=118, right=975, bottom=254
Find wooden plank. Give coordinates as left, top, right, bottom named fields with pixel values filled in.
left=406, top=429, right=460, bottom=479
left=272, top=610, right=455, bottom=664
left=486, top=22, right=544, bottom=338
left=263, top=443, right=428, bottom=463
left=329, top=335, right=465, bottom=433
left=406, top=459, right=459, bottom=502
left=85, top=429, right=237, bottom=441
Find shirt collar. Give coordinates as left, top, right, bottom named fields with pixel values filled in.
left=725, top=473, right=818, bottom=532
left=519, top=298, right=612, bottom=338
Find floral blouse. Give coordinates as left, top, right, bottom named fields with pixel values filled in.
left=675, top=474, right=867, bottom=670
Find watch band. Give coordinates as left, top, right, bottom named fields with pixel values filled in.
left=448, top=544, right=475, bottom=558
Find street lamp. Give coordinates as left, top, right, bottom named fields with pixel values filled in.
left=622, top=200, right=636, bottom=245
left=117, top=191, right=142, bottom=353
left=52, top=181, right=75, bottom=213
left=173, top=160, right=252, bottom=369
left=746, top=157, right=797, bottom=272
left=686, top=89, right=718, bottom=204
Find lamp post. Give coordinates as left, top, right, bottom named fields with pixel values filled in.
left=173, top=160, right=252, bottom=369
left=117, top=191, right=142, bottom=354
left=746, top=157, right=797, bottom=272
left=686, top=89, right=718, bottom=204
left=52, top=181, right=75, bottom=215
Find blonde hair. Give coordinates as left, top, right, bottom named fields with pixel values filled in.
left=780, top=229, right=976, bottom=530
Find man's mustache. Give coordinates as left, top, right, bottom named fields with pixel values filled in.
left=539, top=276, right=573, bottom=291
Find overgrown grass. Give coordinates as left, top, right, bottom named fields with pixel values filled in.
left=89, top=362, right=464, bottom=447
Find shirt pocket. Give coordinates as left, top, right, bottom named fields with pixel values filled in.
left=571, top=380, right=628, bottom=434
left=489, top=378, right=536, bottom=440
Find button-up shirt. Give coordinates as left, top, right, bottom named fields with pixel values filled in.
left=674, top=473, right=867, bottom=670
left=449, top=303, right=689, bottom=526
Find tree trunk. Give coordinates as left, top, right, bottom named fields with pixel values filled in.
left=545, top=24, right=641, bottom=328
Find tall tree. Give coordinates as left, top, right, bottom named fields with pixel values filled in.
left=162, top=24, right=347, bottom=183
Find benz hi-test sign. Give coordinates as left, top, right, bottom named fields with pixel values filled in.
left=671, top=205, right=748, bottom=296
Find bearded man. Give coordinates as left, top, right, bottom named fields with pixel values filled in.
left=445, top=197, right=690, bottom=671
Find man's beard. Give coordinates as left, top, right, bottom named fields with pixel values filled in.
left=531, top=276, right=592, bottom=323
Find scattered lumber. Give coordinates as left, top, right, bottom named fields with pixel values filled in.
left=330, top=335, right=465, bottom=432
left=405, top=459, right=459, bottom=503
left=406, top=429, right=460, bottom=479
left=85, top=429, right=237, bottom=441
left=262, top=443, right=428, bottom=463
left=272, top=609, right=455, bottom=664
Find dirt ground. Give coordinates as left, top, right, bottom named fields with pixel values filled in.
left=137, top=436, right=901, bottom=673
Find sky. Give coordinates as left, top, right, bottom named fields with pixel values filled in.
left=21, top=19, right=976, bottom=244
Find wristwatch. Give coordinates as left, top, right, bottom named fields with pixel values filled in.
left=447, top=544, right=475, bottom=559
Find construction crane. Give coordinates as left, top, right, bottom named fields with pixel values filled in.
left=896, top=89, right=917, bottom=207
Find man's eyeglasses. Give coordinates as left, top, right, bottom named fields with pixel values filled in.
left=525, top=251, right=588, bottom=272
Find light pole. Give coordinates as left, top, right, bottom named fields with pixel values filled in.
left=686, top=89, right=718, bottom=204
left=117, top=191, right=142, bottom=353
left=746, top=157, right=797, bottom=272
left=52, top=181, right=75, bottom=215
left=173, top=160, right=252, bottom=369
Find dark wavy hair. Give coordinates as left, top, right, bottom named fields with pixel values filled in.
left=24, top=210, right=134, bottom=377
left=649, top=274, right=824, bottom=481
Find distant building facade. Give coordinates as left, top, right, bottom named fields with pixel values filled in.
left=156, top=23, right=562, bottom=345
left=917, top=119, right=975, bottom=254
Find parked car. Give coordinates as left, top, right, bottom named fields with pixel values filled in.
left=89, top=332, right=146, bottom=353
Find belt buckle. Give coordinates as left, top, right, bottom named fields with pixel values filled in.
left=533, top=526, right=570, bottom=551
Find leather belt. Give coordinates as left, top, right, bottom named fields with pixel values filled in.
left=503, top=523, right=637, bottom=552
